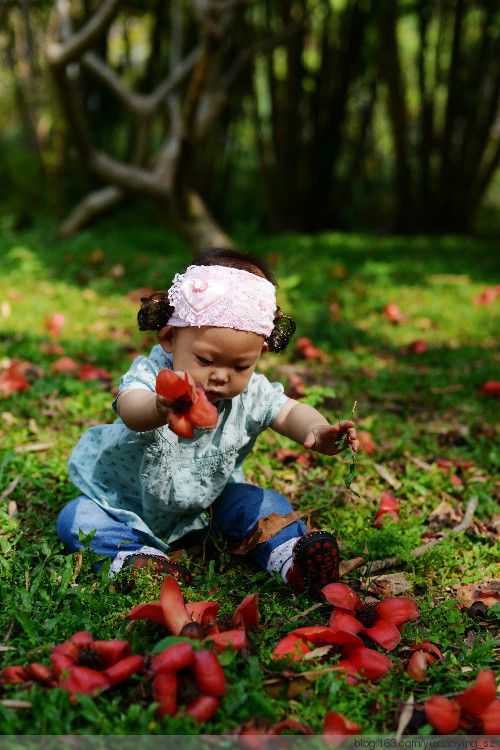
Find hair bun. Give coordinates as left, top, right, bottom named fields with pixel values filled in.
left=137, top=292, right=173, bottom=331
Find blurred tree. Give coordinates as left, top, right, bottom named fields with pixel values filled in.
left=45, top=0, right=259, bottom=250
left=378, top=0, right=500, bottom=233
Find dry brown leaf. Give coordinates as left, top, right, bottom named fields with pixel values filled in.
left=289, top=602, right=323, bottom=622
left=395, top=694, right=414, bottom=741
left=364, top=573, right=413, bottom=597
left=265, top=666, right=339, bottom=699
left=428, top=499, right=462, bottom=526
left=8, top=500, right=18, bottom=518
left=373, top=463, right=401, bottom=489
left=1, top=699, right=32, bottom=710
left=230, top=507, right=329, bottom=555
left=14, top=442, right=54, bottom=453
left=339, top=556, right=366, bottom=576
left=0, top=476, right=19, bottom=502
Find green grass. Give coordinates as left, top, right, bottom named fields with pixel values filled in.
left=0, top=212, right=499, bottom=735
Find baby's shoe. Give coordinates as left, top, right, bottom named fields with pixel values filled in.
left=288, top=531, right=340, bottom=599
left=121, top=554, right=191, bottom=586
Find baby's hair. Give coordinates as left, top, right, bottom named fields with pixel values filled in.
left=137, top=247, right=296, bottom=352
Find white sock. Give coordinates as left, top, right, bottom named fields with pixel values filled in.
left=108, top=545, right=170, bottom=578
left=266, top=537, right=300, bottom=582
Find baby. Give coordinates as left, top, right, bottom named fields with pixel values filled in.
left=57, top=248, right=358, bottom=598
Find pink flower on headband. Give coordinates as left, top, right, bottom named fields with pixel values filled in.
left=168, top=265, right=277, bottom=336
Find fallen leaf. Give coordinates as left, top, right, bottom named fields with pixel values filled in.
left=339, top=557, right=366, bottom=576
left=14, top=442, right=54, bottom=453
left=230, top=508, right=323, bottom=555
left=364, top=573, right=413, bottom=597
left=1, top=699, right=32, bottom=710
left=455, top=581, right=500, bottom=609
left=0, top=477, right=20, bottom=503
left=373, top=463, right=401, bottom=489
left=395, top=693, right=414, bottom=740
left=8, top=500, right=18, bottom=518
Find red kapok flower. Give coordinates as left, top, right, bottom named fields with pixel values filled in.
left=407, top=641, right=443, bottom=682
left=373, top=491, right=400, bottom=528
left=0, top=363, right=30, bottom=395
left=156, top=369, right=218, bottom=439
left=78, top=364, right=112, bottom=382
left=323, top=583, right=419, bottom=651
left=477, top=380, right=500, bottom=398
left=126, top=576, right=257, bottom=653
left=323, top=711, right=361, bottom=745
left=271, top=625, right=392, bottom=683
left=152, top=642, right=226, bottom=723
left=425, top=669, right=500, bottom=735
left=50, top=630, right=144, bottom=696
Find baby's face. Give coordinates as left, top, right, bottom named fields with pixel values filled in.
left=158, top=326, right=268, bottom=402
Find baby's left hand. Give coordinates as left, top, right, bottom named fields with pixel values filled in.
left=303, top=420, right=359, bottom=456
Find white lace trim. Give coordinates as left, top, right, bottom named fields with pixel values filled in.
left=168, top=265, right=276, bottom=336
left=266, top=537, right=300, bottom=582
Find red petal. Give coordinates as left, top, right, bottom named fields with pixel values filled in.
left=376, top=597, right=419, bottom=626
left=50, top=357, right=78, bottom=375
left=346, top=646, right=392, bottom=682
left=50, top=653, right=75, bottom=677
left=363, top=619, right=401, bottom=650
left=332, top=659, right=360, bottom=685
left=323, top=711, right=361, bottom=744
left=153, top=673, right=178, bottom=717
left=378, top=491, right=400, bottom=512
left=291, top=626, right=363, bottom=649
left=160, top=576, right=192, bottom=635
left=78, top=364, right=111, bottom=381
left=329, top=609, right=365, bottom=635
left=0, top=371, right=30, bottom=394
left=156, top=369, right=192, bottom=401
left=321, top=583, right=361, bottom=610
left=103, top=654, right=144, bottom=687
left=425, top=695, right=461, bottom=734
left=456, top=669, right=497, bottom=716
left=152, top=642, right=195, bottom=676
left=203, top=629, right=247, bottom=654
left=92, top=640, right=131, bottom=667
left=271, top=633, right=311, bottom=662
left=481, top=699, right=500, bottom=735
left=58, top=665, right=110, bottom=695
left=268, top=720, right=313, bottom=735
left=25, top=663, right=54, bottom=684
left=0, top=666, right=30, bottom=683
left=125, top=602, right=166, bottom=626
left=411, top=640, right=443, bottom=664
left=188, top=388, right=219, bottom=430
left=231, top=593, right=259, bottom=630
left=406, top=651, right=428, bottom=682
left=185, top=601, right=220, bottom=627
left=190, top=650, right=226, bottom=697
left=168, top=411, right=195, bottom=439
left=184, top=695, right=220, bottom=723
left=69, top=631, right=95, bottom=648
left=373, top=510, right=399, bottom=528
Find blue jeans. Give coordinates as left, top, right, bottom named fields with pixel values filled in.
left=57, top=483, right=306, bottom=571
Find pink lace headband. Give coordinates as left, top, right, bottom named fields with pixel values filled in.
left=167, top=265, right=277, bottom=336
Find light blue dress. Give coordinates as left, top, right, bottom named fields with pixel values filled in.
left=67, top=345, right=288, bottom=546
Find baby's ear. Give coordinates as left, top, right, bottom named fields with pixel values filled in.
left=261, top=341, right=270, bottom=355
left=157, top=325, right=175, bottom=353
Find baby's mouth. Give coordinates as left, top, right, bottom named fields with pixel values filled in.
left=205, top=390, right=223, bottom=402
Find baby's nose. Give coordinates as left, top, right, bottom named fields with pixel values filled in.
left=211, top=368, right=229, bottom=384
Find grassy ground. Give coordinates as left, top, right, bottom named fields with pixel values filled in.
left=0, top=212, right=499, bottom=736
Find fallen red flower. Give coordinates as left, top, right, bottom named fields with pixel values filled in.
left=271, top=625, right=392, bottom=683
left=43, top=312, right=66, bottom=338
left=473, top=285, right=500, bottom=306
left=50, top=356, right=79, bottom=375
left=50, top=630, right=144, bottom=696
left=0, top=363, right=30, bottom=395
left=477, top=380, right=500, bottom=398
left=78, top=364, right=112, bottom=382
left=373, top=491, right=400, bottom=528
left=425, top=669, right=500, bottom=735
left=126, top=576, right=258, bottom=654
left=155, top=369, right=219, bottom=438
left=152, top=642, right=226, bottom=722
left=357, top=430, right=375, bottom=456
left=323, top=711, right=361, bottom=745
left=406, top=641, right=443, bottom=682
left=295, top=337, right=328, bottom=362
left=323, top=583, right=419, bottom=651
left=382, top=302, right=404, bottom=323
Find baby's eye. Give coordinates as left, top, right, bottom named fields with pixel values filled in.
left=196, top=356, right=212, bottom=365
left=235, top=365, right=250, bottom=372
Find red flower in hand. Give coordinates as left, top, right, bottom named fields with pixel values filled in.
left=156, top=369, right=218, bottom=439
left=322, top=583, right=419, bottom=651
left=425, top=669, right=500, bottom=735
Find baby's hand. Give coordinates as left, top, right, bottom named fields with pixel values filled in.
left=303, top=420, right=359, bottom=456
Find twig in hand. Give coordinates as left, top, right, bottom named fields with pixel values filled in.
left=342, top=401, right=359, bottom=497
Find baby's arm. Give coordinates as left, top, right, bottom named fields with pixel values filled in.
left=271, top=399, right=359, bottom=456
left=116, top=371, right=195, bottom=432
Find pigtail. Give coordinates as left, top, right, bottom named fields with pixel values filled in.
left=137, top=292, right=174, bottom=331
left=266, top=306, right=296, bottom=353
